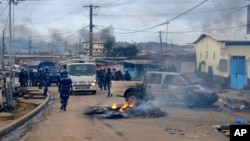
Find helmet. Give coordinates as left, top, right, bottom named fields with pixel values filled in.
left=61, top=70, right=68, bottom=77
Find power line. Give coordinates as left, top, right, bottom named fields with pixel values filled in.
left=179, top=5, right=247, bottom=33
left=162, top=0, right=208, bottom=24
left=95, top=0, right=209, bottom=35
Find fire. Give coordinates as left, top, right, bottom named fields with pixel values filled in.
left=110, top=102, right=135, bottom=113
left=111, top=103, right=118, bottom=110
left=119, top=102, right=135, bottom=113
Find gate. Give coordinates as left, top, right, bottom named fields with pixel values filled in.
left=230, top=56, right=247, bottom=90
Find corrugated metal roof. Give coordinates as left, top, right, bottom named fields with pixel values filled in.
left=123, top=60, right=154, bottom=65
left=209, top=34, right=250, bottom=41
left=193, top=34, right=250, bottom=44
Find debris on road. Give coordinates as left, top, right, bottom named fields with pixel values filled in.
left=164, top=127, right=185, bottom=135
left=84, top=100, right=166, bottom=119
left=214, top=118, right=250, bottom=137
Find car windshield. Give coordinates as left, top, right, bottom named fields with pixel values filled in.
left=49, top=67, right=59, bottom=73
left=68, top=64, right=96, bottom=76
left=29, top=66, right=38, bottom=73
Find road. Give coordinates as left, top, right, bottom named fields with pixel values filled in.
left=19, top=86, right=249, bottom=141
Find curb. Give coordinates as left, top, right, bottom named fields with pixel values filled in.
left=0, top=95, right=50, bottom=137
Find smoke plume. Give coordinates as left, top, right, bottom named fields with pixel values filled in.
left=79, top=26, right=115, bottom=43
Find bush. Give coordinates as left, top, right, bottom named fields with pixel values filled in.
left=242, top=84, right=250, bottom=90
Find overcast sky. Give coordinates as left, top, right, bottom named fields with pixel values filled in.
left=0, top=0, right=249, bottom=45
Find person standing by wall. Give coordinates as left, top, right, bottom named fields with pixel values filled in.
left=58, top=70, right=72, bottom=111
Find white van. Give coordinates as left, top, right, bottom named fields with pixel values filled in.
left=67, top=63, right=97, bottom=94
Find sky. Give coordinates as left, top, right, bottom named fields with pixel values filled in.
left=0, top=0, right=249, bottom=45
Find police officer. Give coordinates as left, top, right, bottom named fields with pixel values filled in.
left=58, top=70, right=72, bottom=111
left=104, top=68, right=112, bottom=97
left=38, top=68, right=43, bottom=89
left=43, top=67, right=50, bottom=96
left=23, top=70, right=29, bottom=87
left=19, top=69, right=25, bottom=87
left=29, top=69, right=35, bottom=86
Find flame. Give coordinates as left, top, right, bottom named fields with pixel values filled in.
left=119, top=102, right=135, bottom=113
left=111, top=103, right=118, bottom=110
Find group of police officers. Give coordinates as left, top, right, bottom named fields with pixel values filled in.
left=18, top=67, right=132, bottom=110
left=18, top=68, right=72, bottom=111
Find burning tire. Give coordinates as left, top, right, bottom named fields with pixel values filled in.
left=125, top=92, right=138, bottom=104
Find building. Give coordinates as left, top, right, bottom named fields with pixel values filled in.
left=193, top=34, right=250, bottom=90
left=83, top=42, right=104, bottom=57
left=124, top=51, right=196, bottom=78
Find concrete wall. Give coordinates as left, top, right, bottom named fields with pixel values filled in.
left=195, top=36, right=250, bottom=79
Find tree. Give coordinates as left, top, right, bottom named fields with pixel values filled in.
left=110, top=44, right=139, bottom=57
left=104, top=40, right=114, bottom=57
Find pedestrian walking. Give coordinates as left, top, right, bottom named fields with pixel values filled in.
left=104, top=68, right=112, bottom=97
left=57, top=70, right=72, bottom=111
left=97, top=69, right=104, bottom=90
left=43, top=67, right=50, bottom=96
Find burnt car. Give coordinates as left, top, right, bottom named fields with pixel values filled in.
left=111, top=71, right=218, bottom=108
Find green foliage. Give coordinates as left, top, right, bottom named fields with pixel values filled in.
left=68, top=49, right=72, bottom=57
left=242, top=84, right=250, bottom=90
left=104, top=40, right=115, bottom=57
left=110, top=44, right=139, bottom=57
left=219, top=80, right=227, bottom=86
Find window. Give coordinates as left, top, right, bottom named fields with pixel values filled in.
left=148, top=73, right=162, bottom=84
left=218, top=59, right=227, bottom=72
left=164, top=75, right=186, bottom=86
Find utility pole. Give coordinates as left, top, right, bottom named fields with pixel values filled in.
left=64, top=41, right=67, bottom=56
left=6, top=0, right=24, bottom=107
left=29, top=37, right=31, bottom=55
left=2, top=30, right=5, bottom=71
left=79, top=38, right=81, bottom=54
left=84, top=4, right=99, bottom=56
left=247, top=5, right=250, bottom=34
left=8, top=0, right=14, bottom=107
left=1, top=30, right=7, bottom=108
left=159, top=31, right=163, bottom=67
left=159, top=31, right=163, bottom=54
left=166, top=21, right=169, bottom=49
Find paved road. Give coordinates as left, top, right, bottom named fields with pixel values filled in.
left=18, top=86, right=249, bottom=141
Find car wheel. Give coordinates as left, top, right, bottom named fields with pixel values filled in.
left=125, top=92, right=137, bottom=104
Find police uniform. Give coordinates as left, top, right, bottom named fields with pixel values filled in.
left=43, top=68, right=50, bottom=96
left=58, top=70, right=72, bottom=111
